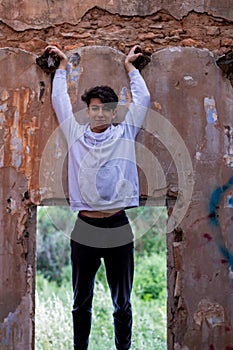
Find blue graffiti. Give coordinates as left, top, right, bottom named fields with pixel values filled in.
left=204, top=96, right=218, bottom=124
left=209, top=176, right=233, bottom=270
left=66, top=64, right=82, bottom=84
left=119, top=87, right=128, bottom=105
left=209, top=178, right=233, bottom=225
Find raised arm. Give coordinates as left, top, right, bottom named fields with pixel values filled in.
left=45, top=46, right=71, bottom=124
left=124, top=46, right=151, bottom=134
left=45, top=46, right=82, bottom=142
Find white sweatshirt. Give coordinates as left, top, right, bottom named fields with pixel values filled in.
left=52, top=68, right=150, bottom=211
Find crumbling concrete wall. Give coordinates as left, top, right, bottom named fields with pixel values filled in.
left=0, top=48, right=53, bottom=349
left=0, top=1, right=233, bottom=349
left=142, top=47, right=233, bottom=349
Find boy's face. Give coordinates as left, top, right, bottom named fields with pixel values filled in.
left=87, top=98, right=117, bottom=133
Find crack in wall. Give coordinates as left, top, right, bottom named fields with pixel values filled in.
left=0, top=10, right=233, bottom=58
left=1, top=1, right=233, bottom=30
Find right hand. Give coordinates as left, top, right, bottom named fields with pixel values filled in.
left=45, top=45, right=68, bottom=70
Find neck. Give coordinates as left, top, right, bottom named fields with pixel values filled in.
left=90, top=124, right=110, bottom=133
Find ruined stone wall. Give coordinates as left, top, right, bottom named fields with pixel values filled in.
left=0, top=1, right=233, bottom=349
left=1, top=6, right=233, bottom=58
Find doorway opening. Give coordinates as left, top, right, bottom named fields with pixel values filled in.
left=35, top=205, right=167, bottom=350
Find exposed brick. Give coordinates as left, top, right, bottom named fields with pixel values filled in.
left=206, top=26, right=220, bottom=36
left=0, top=10, right=232, bottom=56
left=181, top=38, right=204, bottom=47
left=19, top=38, right=47, bottom=52
left=138, top=32, right=156, bottom=40
left=221, top=37, right=233, bottom=46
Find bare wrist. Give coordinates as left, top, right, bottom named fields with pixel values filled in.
left=58, top=57, right=68, bottom=70
left=125, top=60, right=135, bottom=73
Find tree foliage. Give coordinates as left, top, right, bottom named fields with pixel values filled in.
left=127, top=206, right=167, bottom=256
left=36, top=206, right=76, bottom=285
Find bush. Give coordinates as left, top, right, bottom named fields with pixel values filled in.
left=83, top=248, right=167, bottom=303
left=134, top=252, right=166, bottom=302
left=36, top=206, right=76, bottom=285
left=128, top=206, right=167, bottom=256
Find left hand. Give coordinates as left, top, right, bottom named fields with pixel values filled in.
left=125, top=45, right=142, bottom=72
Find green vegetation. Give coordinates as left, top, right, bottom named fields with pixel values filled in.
left=36, top=206, right=167, bottom=350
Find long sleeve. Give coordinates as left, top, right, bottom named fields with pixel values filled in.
left=124, top=68, right=150, bottom=136
left=52, top=69, right=73, bottom=123
left=52, top=69, right=82, bottom=143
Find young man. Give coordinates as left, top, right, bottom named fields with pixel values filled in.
left=46, top=44, right=150, bottom=350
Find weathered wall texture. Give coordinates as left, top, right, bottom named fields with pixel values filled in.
left=1, top=0, right=233, bottom=30
left=0, top=48, right=52, bottom=349
left=143, top=47, right=233, bottom=349
left=0, top=1, right=233, bottom=349
left=1, top=3, right=233, bottom=57
left=0, top=168, right=36, bottom=350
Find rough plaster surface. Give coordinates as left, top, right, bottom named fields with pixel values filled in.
left=0, top=47, right=57, bottom=202
left=0, top=49, right=52, bottom=348
left=142, top=46, right=233, bottom=349
left=1, top=0, right=233, bottom=30
left=0, top=167, right=36, bottom=349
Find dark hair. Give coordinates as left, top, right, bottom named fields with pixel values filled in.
left=81, top=86, right=118, bottom=110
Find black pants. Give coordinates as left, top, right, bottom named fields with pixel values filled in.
left=70, top=211, right=134, bottom=350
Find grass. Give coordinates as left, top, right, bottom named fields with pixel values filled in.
left=35, top=270, right=166, bottom=350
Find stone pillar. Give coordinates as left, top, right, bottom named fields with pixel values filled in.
left=0, top=48, right=53, bottom=349
left=0, top=168, right=36, bottom=350
left=143, top=47, right=233, bottom=349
